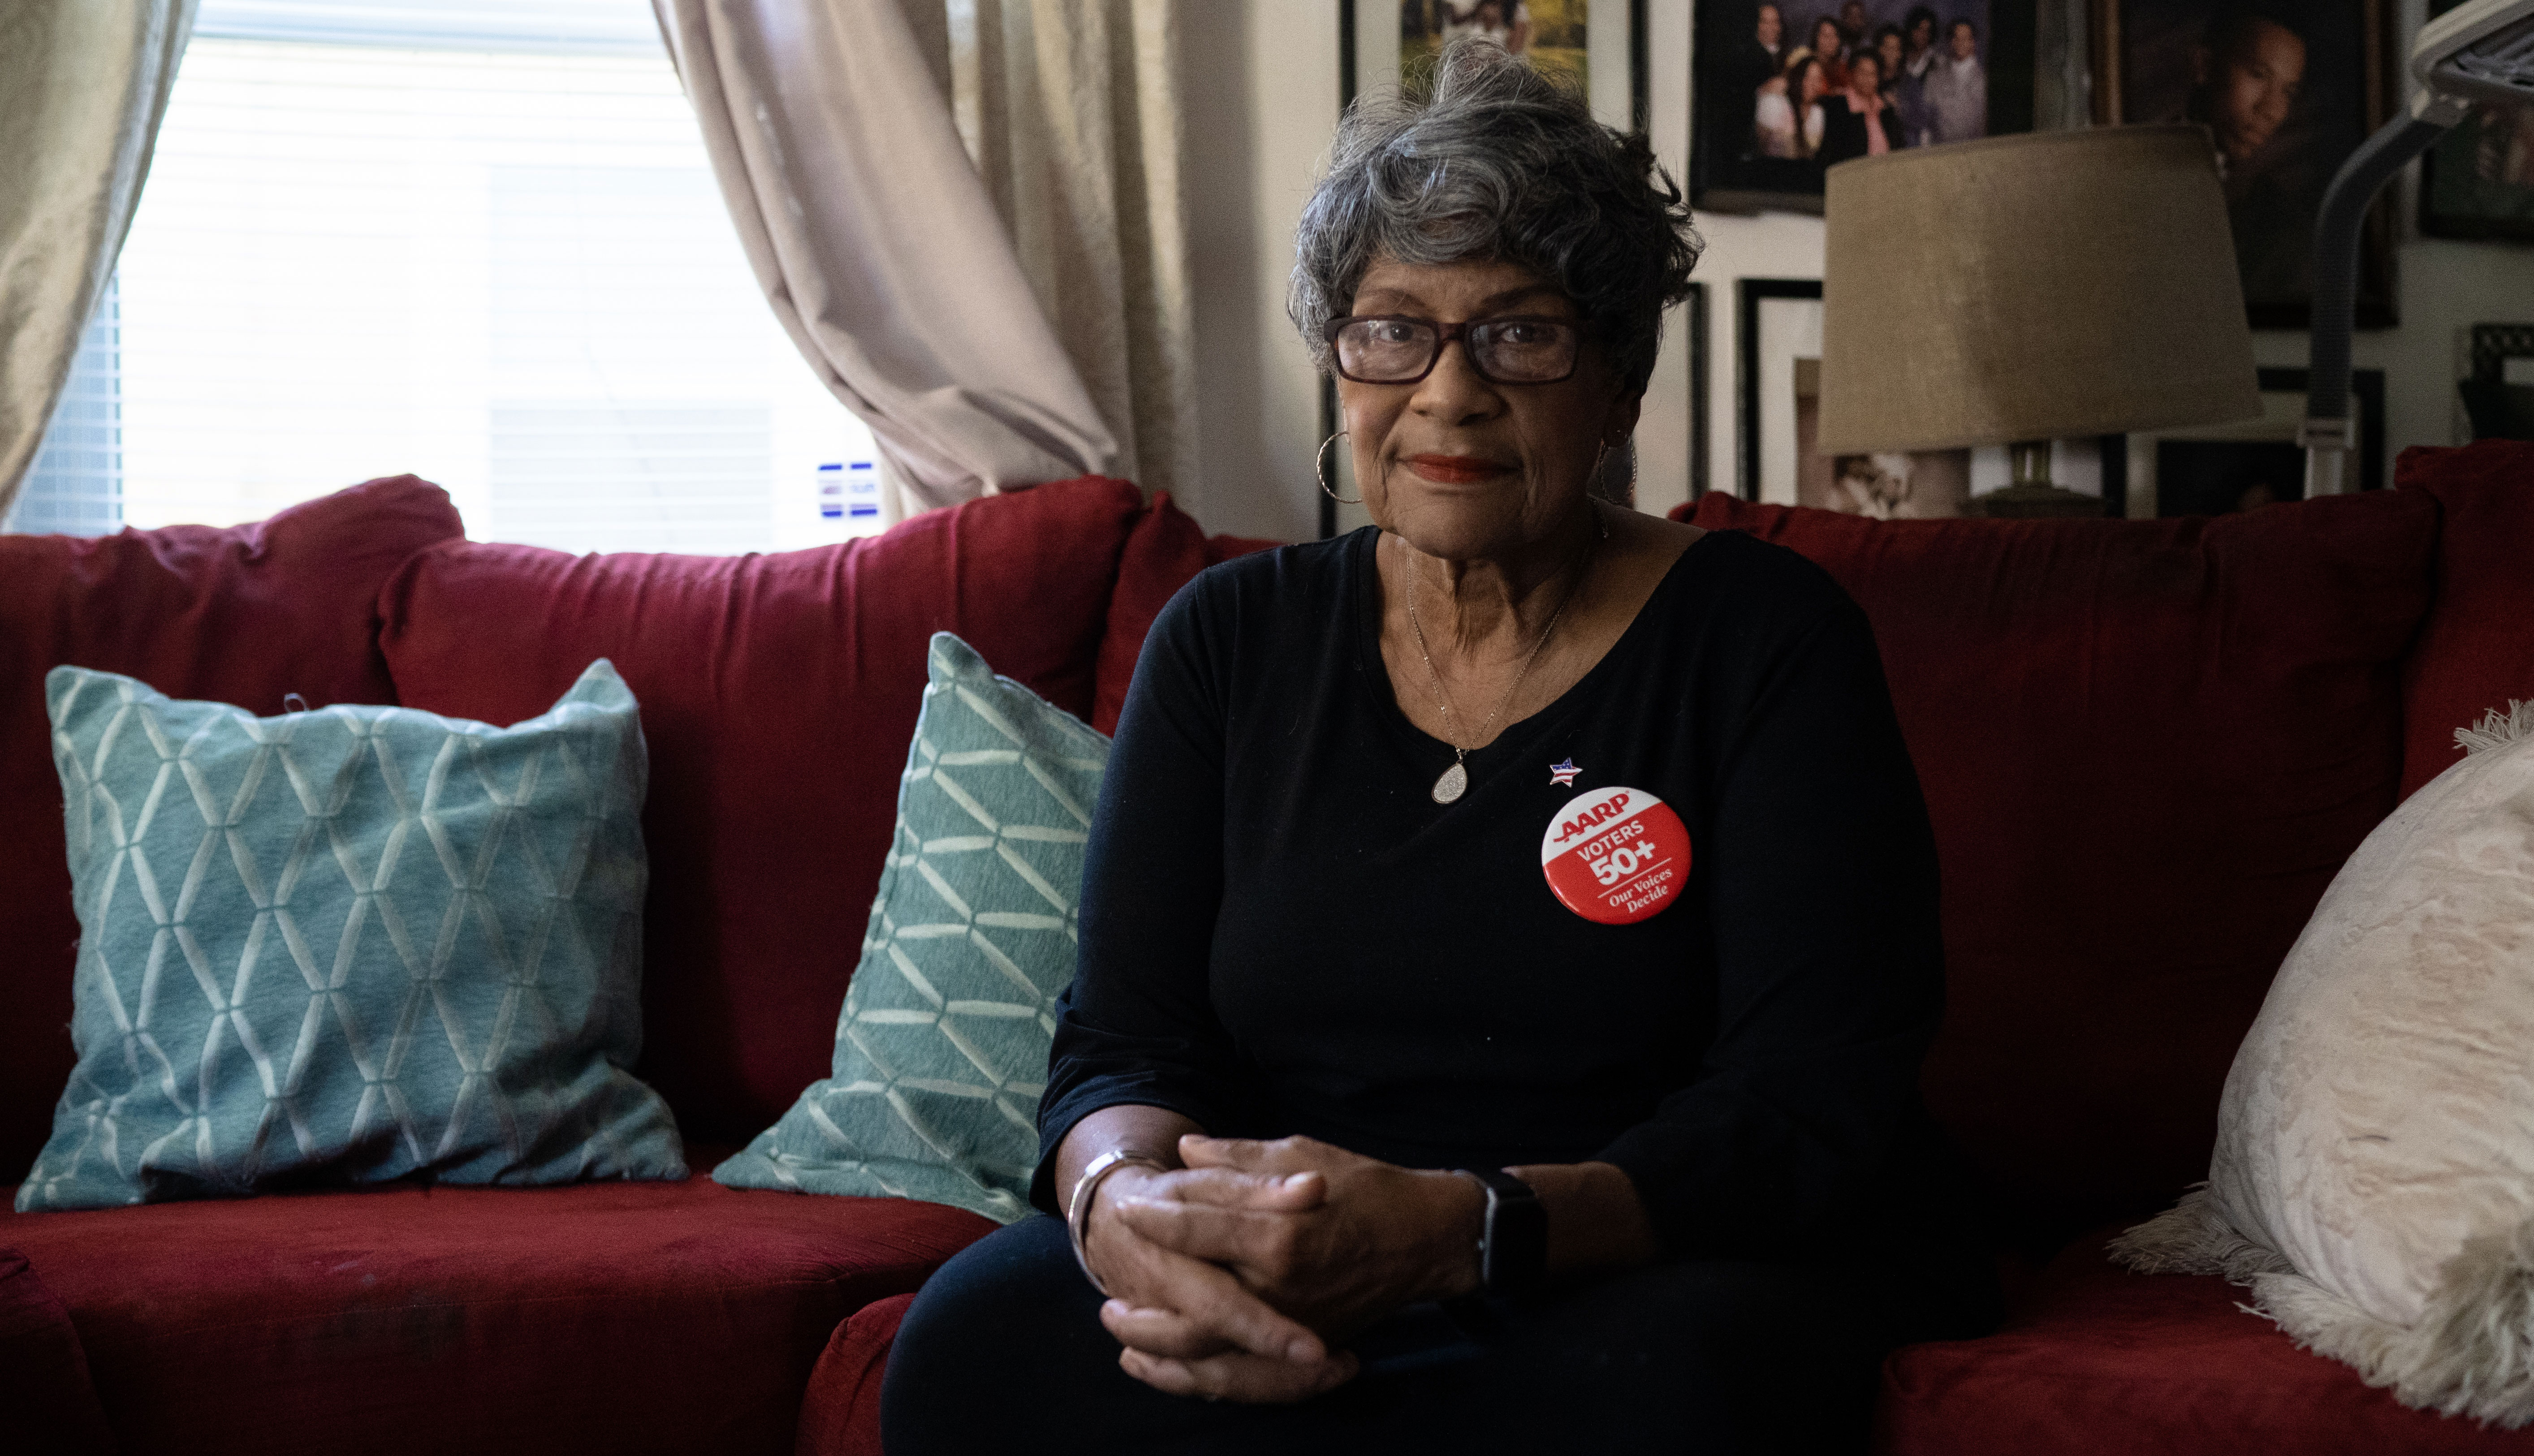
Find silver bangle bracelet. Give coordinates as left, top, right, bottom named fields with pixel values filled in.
left=1065, top=1149, right=1168, bottom=1296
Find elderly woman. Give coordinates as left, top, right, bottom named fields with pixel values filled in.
left=880, top=43, right=1991, bottom=1452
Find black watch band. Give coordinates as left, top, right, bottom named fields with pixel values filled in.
left=1459, top=1167, right=1546, bottom=1297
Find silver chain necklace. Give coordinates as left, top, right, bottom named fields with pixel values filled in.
left=1401, top=517, right=1602, bottom=806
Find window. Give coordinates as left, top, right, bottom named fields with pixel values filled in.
left=14, top=0, right=884, bottom=551
left=5, top=278, right=121, bottom=535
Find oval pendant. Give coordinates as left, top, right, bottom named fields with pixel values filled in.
left=1431, top=760, right=1469, bottom=805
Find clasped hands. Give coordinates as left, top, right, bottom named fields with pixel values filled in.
left=1083, top=1133, right=1484, bottom=1405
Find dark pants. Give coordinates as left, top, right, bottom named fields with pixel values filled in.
left=880, top=1215, right=1994, bottom=1455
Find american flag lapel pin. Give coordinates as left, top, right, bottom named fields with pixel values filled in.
left=1549, top=758, right=1580, bottom=787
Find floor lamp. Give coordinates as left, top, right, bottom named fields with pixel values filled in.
left=2305, top=0, right=2534, bottom=495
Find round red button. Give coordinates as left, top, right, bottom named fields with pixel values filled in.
left=1538, top=786, right=1691, bottom=925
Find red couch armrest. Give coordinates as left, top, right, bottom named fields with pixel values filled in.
left=797, top=1291, right=918, bottom=1456
left=1093, top=491, right=1280, bottom=735
left=2394, top=441, right=2534, bottom=798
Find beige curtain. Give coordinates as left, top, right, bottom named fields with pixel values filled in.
left=0, top=0, right=195, bottom=520
left=946, top=0, right=1197, bottom=504
left=653, top=0, right=1194, bottom=520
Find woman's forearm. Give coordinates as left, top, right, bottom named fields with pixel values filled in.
left=1054, top=1105, right=1205, bottom=1215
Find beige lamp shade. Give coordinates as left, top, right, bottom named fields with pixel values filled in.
left=1817, top=125, right=2262, bottom=456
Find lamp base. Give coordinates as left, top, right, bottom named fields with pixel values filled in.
left=1968, top=440, right=2108, bottom=519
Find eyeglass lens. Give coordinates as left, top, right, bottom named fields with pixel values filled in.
left=1333, top=318, right=1578, bottom=383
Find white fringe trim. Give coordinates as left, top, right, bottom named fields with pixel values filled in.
left=2109, top=1185, right=2295, bottom=1281
left=2456, top=699, right=2534, bottom=756
left=2111, top=1189, right=2534, bottom=1427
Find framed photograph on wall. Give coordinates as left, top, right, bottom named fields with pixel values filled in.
left=2420, top=0, right=2534, bottom=242
left=1685, top=280, right=1712, bottom=500
left=1690, top=0, right=2037, bottom=215
left=2091, top=0, right=2397, bottom=329
left=2461, top=323, right=2534, bottom=441
left=2126, top=366, right=2385, bottom=517
left=1736, top=277, right=1820, bottom=499
left=1793, top=358, right=1973, bottom=515
left=1349, top=1, right=1649, bottom=131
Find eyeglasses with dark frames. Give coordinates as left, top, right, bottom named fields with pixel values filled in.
left=1324, top=314, right=1584, bottom=386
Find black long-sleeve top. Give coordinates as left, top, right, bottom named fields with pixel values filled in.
left=1032, top=526, right=1956, bottom=1260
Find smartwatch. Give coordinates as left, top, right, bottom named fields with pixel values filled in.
left=1456, top=1167, right=1547, bottom=1297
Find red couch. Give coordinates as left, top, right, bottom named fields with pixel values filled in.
left=787, top=443, right=2534, bottom=1456
left=0, top=473, right=1267, bottom=1456
left=797, top=443, right=2534, bottom=1456
left=9, top=444, right=2533, bottom=1455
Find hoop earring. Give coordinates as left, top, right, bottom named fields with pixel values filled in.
left=1317, top=431, right=1361, bottom=505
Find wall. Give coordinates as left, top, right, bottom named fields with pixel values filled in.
left=1175, top=2, right=1337, bottom=541
left=1174, top=0, right=2534, bottom=540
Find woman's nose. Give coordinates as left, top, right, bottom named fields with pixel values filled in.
left=1410, top=338, right=1500, bottom=420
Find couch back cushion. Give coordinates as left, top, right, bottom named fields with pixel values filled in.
left=1092, top=491, right=1281, bottom=734
left=2393, top=442, right=2534, bottom=798
left=1679, top=491, right=2438, bottom=1237
left=0, top=477, right=465, bottom=1182
left=376, top=477, right=1142, bottom=1149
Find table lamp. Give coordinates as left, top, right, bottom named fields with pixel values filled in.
left=1817, top=126, right=2261, bottom=518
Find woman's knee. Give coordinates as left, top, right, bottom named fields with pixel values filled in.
left=881, top=1218, right=1100, bottom=1447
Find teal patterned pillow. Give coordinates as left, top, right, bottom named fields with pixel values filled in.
left=714, top=633, right=1106, bottom=1222
left=18, top=661, right=686, bottom=1212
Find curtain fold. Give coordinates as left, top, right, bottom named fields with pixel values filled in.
left=0, top=0, right=195, bottom=520
left=653, top=0, right=1127, bottom=520
left=949, top=0, right=1197, bottom=504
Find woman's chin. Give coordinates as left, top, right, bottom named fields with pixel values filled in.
left=1382, top=499, right=1558, bottom=563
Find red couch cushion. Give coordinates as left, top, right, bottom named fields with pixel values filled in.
left=1878, top=1228, right=2534, bottom=1455
left=795, top=1291, right=914, bottom=1456
left=377, top=477, right=1143, bottom=1149
left=2395, top=442, right=2534, bottom=799
left=1092, top=491, right=1280, bottom=734
left=1676, top=494, right=2439, bottom=1237
left=1, top=1247, right=114, bottom=1455
left=0, top=1173, right=993, bottom=1456
left=0, top=477, right=466, bottom=1182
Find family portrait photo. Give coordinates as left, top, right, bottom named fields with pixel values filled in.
left=2094, top=0, right=2395, bottom=326
left=1694, top=0, right=2025, bottom=213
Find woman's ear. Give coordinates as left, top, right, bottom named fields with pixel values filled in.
left=1606, top=391, right=1644, bottom=445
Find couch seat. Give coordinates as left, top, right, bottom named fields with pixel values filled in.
left=1878, top=1227, right=2534, bottom=1454
left=2, top=1168, right=994, bottom=1456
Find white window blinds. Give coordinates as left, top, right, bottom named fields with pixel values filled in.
left=26, top=0, right=883, bottom=552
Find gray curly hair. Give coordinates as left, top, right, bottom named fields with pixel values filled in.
left=1288, top=39, right=1702, bottom=396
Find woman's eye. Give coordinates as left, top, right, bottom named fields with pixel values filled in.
left=1371, top=322, right=1420, bottom=344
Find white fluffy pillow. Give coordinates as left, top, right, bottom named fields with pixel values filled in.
left=2116, top=700, right=2534, bottom=1425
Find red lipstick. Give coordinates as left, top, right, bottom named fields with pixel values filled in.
left=1404, top=454, right=1513, bottom=484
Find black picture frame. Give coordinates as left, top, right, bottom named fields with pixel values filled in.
left=2129, top=366, right=2386, bottom=516
left=1691, top=0, right=2038, bottom=217
left=1686, top=280, right=1712, bottom=500
left=2459, top=325, right=2534, bottom=442
left=2090, top=0, right=2398, bottom=330
left=1735, top=277, right=1820, bottom=498
left=2419, top=0, right=2534, bottom=243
